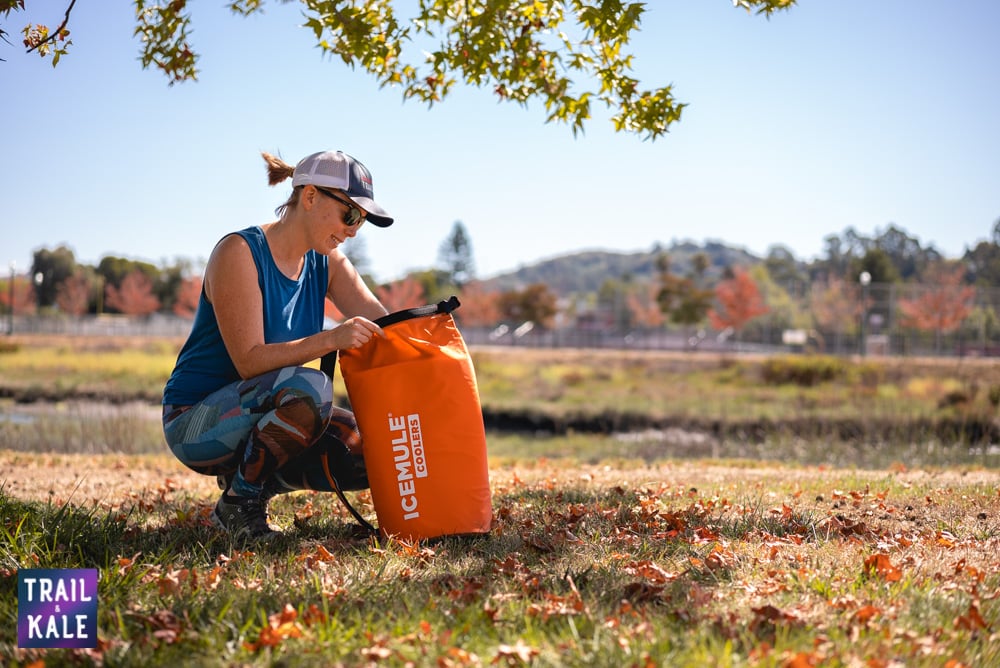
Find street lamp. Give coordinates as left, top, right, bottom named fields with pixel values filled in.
left=7, top=261, right=15, bottom=336
left=859, top=271, right=871, bottom=357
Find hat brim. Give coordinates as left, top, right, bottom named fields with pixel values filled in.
left=349, top=196, right=393, bottom=228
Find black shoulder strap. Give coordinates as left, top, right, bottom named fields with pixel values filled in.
left=318, top=296, right=460, bottom=375
left=374, top=296, right=461, bottom=328
left=331, top=485, right=378, bottom=536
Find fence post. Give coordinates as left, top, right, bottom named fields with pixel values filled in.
left=858, top=271, right=871, bottom=356
left=7, top=261, right=14, bottom=336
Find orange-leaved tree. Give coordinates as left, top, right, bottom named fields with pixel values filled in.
left=376, top=276, right=426, bottom=313
left=897, top=264, right=975, bottom=352
left=497, top=283, right=558, bottom=330
left=627, top=282, right=666, bottom=329
left=104, top=269, right=161, bottom=316
left=809, top=276, right=863, bottom=352
left=0, top=274, right=38, bottom=315
left=455, top=280, right=501, bottom=328
left=55, top=270, right=91, bottom=316
left=708, top=266, right=769, bottom=343
left=172, top=275, right=202, bottom=319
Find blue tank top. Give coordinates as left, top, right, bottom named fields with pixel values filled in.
left=162, top=226, right=329, bottom=405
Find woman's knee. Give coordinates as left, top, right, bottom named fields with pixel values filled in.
left=275, top=366, right=332, bottom=412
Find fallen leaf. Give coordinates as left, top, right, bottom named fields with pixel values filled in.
left=863, top=554, right=902, bottom=582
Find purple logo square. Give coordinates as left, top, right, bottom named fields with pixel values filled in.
left=18, top=568, right=99, bottom=648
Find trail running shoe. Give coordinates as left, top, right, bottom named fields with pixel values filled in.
left=217, top=472, right=285, bottom=505
left=210, top=493, right=279, bottom=542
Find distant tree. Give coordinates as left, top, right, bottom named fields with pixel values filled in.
left=97, top=256, right=159, bottom=292
left=3, top=1, right=797, bottom=141
left=963, top=218, right=1000, bottom=287
left=764, top=244, right=805, bottom=289
left=744, top=264, right=806, bottom=343
left=455, top=280, right=501, bottom=328
left=818, top=224, right=938, bottom=284
left=408, top=268, right=452, bottom=305
left=156, top=259, right=193, bottom=311
left=960, top=305, right=1000, bottom=355
left=172, top=275, right=202, bottom=318
left=653, top=253, right=712, bottom=342
left=626, top=282, right=665, bottom=329
left=707, top=266, right=769, bottom=339
left=809, top=275, right=862, bottom=353
left=31, top=245, right=76, bottom=308
left=104, top=269, right=161, bottom=316
left=815, top=234, right=850, bottom=281
left=597, top=276, right=635, bottom=331
left=873, top=224, right=940, bottom=281
left=0, top=274, right=38, bottom=315
left=438, top=221, right=476, bottom=288
left=55, top=270, right=91, bottom=316
left=343, top=237, right=373, bottom=280
left=498, top=283, right=558, bottom=329
left=376, top=276, right=426, bottom=312
left=897, top=264, right=976, bottom=353
left=856, top=248, right=900, bottom=285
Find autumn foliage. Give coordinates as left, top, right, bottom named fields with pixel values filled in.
left=627, top=282, right=666, bottom=329
left=104, top=269, right=161, bottom=316
left=809, top=276, right=862, bottom=333
left=172, top=276, right=202, bottom=319
left=0, top=275, right=37, bottom=314
left=55, top=271, right=91, bottom=316
left=375, top=276, right=426, bottom=313
left=707, top=266, right=769, bottom=333
left=898, top=265, right=975, bottom=348
left=454, top=281, right=501, bottom=327
left=4, top=455, right=997, bottom=667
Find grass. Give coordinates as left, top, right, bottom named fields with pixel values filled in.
left=1, top=454, right=998, bottom=666
left=3, top=336, right=1000, bottom=426
left=0, top=337, right=175, bottom=402
left=1, top=336, right=999, bottom=665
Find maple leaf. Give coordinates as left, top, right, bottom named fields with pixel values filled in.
left=852, top=604, right=881, bottom=625
left=244, top=603, right=305, bottom=652
left=955, top=602, right=989, bottom=631
left=782, top=650, right=823, bottom=667
left=623, top=560, right=681, bottom=585
left=863, top=554, right=902, bottom=582
left=297, top=543, right=337, bottom=569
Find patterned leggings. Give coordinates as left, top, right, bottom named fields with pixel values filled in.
left=162, top=366, right=366, bottom=496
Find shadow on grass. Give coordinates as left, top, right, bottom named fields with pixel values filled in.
left=0, top=486, right=375, bottom=576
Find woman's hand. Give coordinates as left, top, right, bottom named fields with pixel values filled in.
left=331, top=316, right=385, bottom=350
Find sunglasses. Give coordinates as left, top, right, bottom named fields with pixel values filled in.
left=316, top=188, right=366, bottom=227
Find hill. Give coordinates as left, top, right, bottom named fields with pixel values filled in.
left=482, top=240, right=765, bottom=295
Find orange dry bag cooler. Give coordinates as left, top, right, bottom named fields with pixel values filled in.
left=336, top=297, right=492, bottom=542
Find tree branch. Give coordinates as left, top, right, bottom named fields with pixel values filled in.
left=24, top=0, right=76, bottom=55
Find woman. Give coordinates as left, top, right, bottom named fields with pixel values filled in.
left=162, top=149, right=393, bottom=543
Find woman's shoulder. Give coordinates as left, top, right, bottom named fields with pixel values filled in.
left=212, top=230, right=252, bottom=254
left=206, top=230, right=259, bottom=274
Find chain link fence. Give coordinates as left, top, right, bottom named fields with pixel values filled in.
left=6, top=282, right=1000, bottom=358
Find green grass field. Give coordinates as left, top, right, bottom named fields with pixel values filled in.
left=1, top=337, right=999, bottom=665
left=1, top=453, right=998, bottom=667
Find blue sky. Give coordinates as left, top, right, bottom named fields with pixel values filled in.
left=2, top=1, right=998, bottom=283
